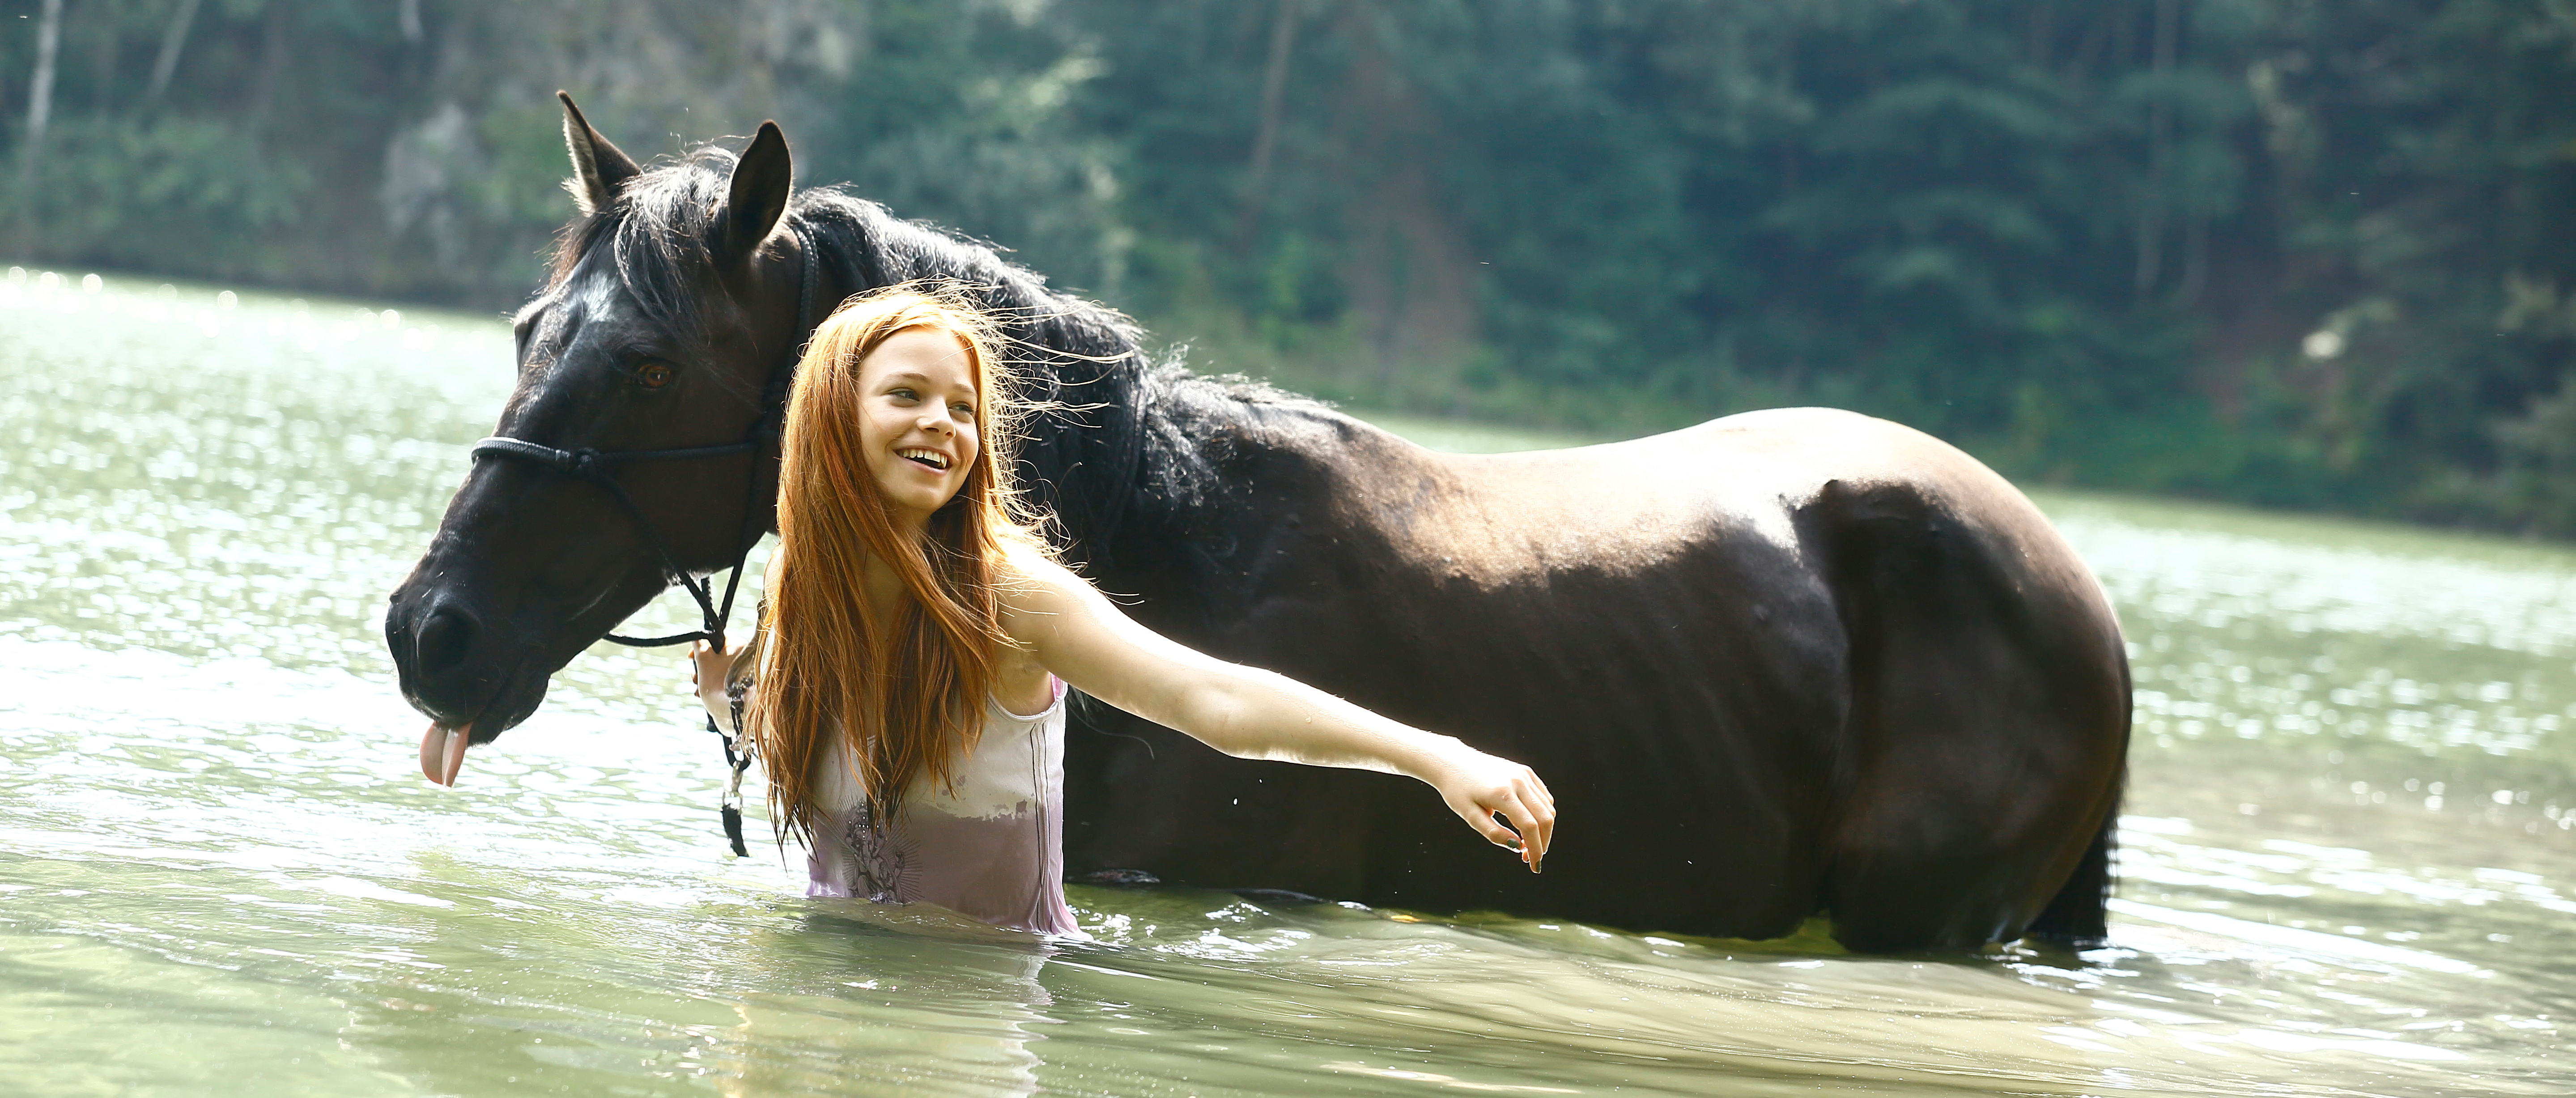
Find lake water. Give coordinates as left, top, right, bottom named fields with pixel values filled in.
left=3, top=270, right=2569, bottom=1095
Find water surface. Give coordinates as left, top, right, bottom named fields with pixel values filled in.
left=2, top=270, right=2568, bottom=1094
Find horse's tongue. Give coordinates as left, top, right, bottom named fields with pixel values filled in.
left=419, top=721, right=471, bottom=786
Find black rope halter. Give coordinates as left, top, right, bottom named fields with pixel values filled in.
left=468, top=223, right=822, bottom=856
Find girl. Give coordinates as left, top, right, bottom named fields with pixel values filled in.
left=694, top=284, right=1554, bottom=936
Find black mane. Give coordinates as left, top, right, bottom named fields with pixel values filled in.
left=549, top=142, right=1335, bottom=566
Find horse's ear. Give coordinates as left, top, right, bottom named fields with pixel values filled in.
left=711, top=121, right=792, bottom=269
left=558, top=91, right=640, bottom=216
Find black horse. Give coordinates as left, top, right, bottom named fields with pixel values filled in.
left=387, top=98, right=2129, bottom=952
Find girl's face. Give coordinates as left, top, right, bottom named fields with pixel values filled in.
left=853, top=328, right=982, bottom=527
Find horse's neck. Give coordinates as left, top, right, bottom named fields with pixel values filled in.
left=808, top=205, right=1342, bottom=578
left=851, top=213, right=1095, bottom=335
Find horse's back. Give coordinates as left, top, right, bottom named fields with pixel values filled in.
left=1424, top=407, right=2062, bottom=525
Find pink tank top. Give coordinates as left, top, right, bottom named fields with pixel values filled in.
left=803, top=680, right=1081, bottom=936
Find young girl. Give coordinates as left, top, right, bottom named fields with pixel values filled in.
left=693, top=284, right=1554, bottom=936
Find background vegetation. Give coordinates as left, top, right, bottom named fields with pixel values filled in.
left=7, top=0, right=2576, bottom=533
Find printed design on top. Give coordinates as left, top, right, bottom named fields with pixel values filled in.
left=837, top=799, right=921, bottom=904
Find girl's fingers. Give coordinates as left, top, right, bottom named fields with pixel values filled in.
left=1521, top=779, right=1556, bottom=855
left=1498, top=797, right=1545, bottom=865
left=1463, top=801, right=1518, bottom=848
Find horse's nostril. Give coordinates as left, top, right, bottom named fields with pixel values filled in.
left=416, top=604, right=482, bottom=676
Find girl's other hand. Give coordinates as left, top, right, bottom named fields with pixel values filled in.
left=1431, top=742, right=1555, bottom=872
left=688, top=640, right=731, bottom=714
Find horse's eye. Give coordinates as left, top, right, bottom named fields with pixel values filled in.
left=636, top=362, right=676, bottom=388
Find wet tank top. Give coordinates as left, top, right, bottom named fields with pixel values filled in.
left=800, top=679, right=1082, bottom=936
left=700, top=631, right=1082, bottom=936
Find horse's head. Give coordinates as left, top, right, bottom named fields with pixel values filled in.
left=386, top=94, right=822, bottom=767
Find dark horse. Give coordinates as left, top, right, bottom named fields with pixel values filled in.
left=387, top=98, right=2129, bottom=952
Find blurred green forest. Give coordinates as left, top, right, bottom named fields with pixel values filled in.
left=6, top=0, right=2576, bottom=533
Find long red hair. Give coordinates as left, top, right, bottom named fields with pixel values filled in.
left=750, top=282, right=1052, bottom=843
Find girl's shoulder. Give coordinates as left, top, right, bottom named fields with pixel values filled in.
left=995, top=541, right=1080, bottom=596
left=992, top=544, right=1104, bottom=643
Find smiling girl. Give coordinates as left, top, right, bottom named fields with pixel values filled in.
left=693, top=284, right=1553, bottom=935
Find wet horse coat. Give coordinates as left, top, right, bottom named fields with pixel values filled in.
left=385, top=100, right=2128, bottom=951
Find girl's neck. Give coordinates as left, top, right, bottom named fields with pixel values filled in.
left=860, top=549, right=910, bottom=613
left=860, top=508, right=939, bottom=612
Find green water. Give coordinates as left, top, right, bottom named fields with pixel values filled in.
left=2, top=268, right=2569, bottom=1095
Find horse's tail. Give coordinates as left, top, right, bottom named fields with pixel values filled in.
left=2026, top=622, right=2129, bottom=949
left=2025, top=764, right=2120, bottom=948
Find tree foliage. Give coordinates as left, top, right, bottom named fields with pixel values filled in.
left=5, top=0, right=2574, bottom=532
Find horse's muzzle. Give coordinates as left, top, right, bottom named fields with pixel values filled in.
left=385, top=583, right=543, bottom=740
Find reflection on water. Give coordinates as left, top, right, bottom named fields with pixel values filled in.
left=0, top=270, right=2568, bottom=1094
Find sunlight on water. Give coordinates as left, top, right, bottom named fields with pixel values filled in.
left=1, top=273, right=2568, bottom=1094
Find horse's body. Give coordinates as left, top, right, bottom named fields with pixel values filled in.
left=386, top=101, right=2127, bottom=952
left=1067, top=399, right=2127, bottom=949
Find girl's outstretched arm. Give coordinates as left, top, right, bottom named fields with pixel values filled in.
left=1001, top=551, right=1555, bottom=871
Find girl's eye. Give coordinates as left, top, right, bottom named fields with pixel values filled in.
left=951, top=403, right=973, bottom=417
left=889, top=388, right=918, bottom=401
left=635, top=362, right=676, bottom=388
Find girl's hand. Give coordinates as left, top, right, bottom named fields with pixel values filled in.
left=1429, top=741, right=1556, bottom=872
left=687, top=640, right=732, bottom=720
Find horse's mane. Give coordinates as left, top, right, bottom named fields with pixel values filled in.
left=546, top=142, right=1335, bottom=566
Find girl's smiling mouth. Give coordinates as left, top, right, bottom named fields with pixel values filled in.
left=897, top=447, right=951, bottom=471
